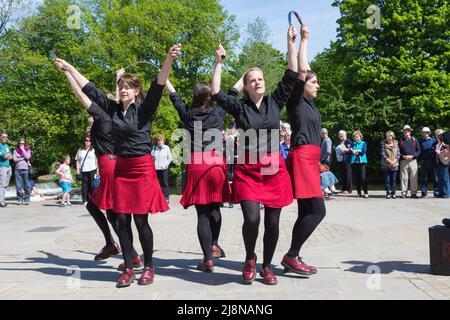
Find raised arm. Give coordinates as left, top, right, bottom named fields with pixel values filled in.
left=211, top=45, right=226, bottom=95
left=157, top=44, right=181, bottom=86
left=56, top=58, right=89, bottom=89
left=232, top=74, right=244, bottom=94
left=165, top=79, right=176, bottom=95
left=287, top=25, right=297, bottom=73
left=298, top=25, right=310, bottom=81
left=167, top=79, right=188, bottom=121
left=65, top=71, right=92, bottom=109
left=115, top=68, right=125, bottom=101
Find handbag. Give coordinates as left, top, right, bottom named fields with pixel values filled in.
left=93, top=174, right=100, bottom=189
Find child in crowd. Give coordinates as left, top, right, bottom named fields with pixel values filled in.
left=57, top=155, right=73, bottom=207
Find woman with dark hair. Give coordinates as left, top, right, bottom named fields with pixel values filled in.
left=56, top=43, right=180, bottom=288
left=282, top=25, right=325, bottom=277
left=55, top=64, right=142, bottom=270
left=211, top=26, right=298, bottom=285
left=13, top=137, right=32, bottom=205
left=165, top=79, right=231, bottom=272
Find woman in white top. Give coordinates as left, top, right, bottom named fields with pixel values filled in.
left=76, top=136, right=98, bottom=204
left=434, top=129, right=449, bottom=198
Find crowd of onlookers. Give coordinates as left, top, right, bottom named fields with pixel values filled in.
left=282, top=124, right=449, bottom=200
left=1, top=124, right=448, bottom=207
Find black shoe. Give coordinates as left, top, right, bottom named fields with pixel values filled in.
left=411, top=194, right=419, bottom=199
left=443, top=219, right=450, bottom=227
left=391, top=194, right=397, bottom=199
left=386, top=194, right=391, bottom=199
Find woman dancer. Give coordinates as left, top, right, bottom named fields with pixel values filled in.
left=211, top=26, right=298, bottom=285
left=55, top=63, right=142, bottom=267
left=166, top=79, right=231, bottom=272
left=57, top=44, right=180, bottom=288
left=283, top=25, right=325, bottom=276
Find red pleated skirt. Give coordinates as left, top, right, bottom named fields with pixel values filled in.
left=232, top=152, right=293, bottom=208
left=180, top=151, right=231, bottom=208
left=114, top=155, right=169, bottom=214
left=286, top=145, right=323, bottom=199
left=90, top=154, right=116, bottom=210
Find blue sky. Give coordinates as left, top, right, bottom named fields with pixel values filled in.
left=220, top=0, right=340, bottom=59
left=29, top=0, right=340, bottom=59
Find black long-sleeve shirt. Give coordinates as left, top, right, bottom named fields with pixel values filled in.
left=212, top=69, right=298, bottom=154
left=87, top=103, right=115, bottom=157
left=286, top=80, right=322, bottom=147
left=82, top=81, right=164, bottom=158
left=169, top=92, right=227, bottom=152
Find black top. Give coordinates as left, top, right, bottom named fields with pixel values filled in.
left=87, top=103, right=115, bottom=157
left=82, top=81, right=164, bottom=158
left=169, top=93, right=227, bottom=152
left=169, top=88, right=238, bottom=153
left=212, top=69, right=298, bottom=154
left=286, top=80, right=322, bottom=147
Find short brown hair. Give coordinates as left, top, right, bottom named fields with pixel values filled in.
left=117, top=75, right=145, bottom=104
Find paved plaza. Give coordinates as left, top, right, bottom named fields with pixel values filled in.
left=0, top=192, right=449, bottom=300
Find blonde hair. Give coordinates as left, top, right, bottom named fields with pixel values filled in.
left=155, top=134, right=165, bottom=143
left=385, top=130, right=395, bottom=139
left=353, top=130, right=363, bottom=139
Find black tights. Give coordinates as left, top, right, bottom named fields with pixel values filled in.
left=241, top=200, right=281, bottom=267
left=195, top=203, right=222, bottom=261
left=117, top=213, right=153, bottom=269
left=86, top=201, right=139, bottom=257
left=287, top=198, right=326, bottom=257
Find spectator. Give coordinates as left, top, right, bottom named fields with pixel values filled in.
left=0, top=131, right=12, bottom=207
left=320, top=163, right=338, bottom=200
left=350, top=130, right=369, bottom=198
left=151, top=134, right=172, bottom=203
left=280, top=133, right=291, bottom=161
left=381, top=130, right=400, bottom=199
left=399, top=125, right=421, bottom=198
left=75, top=136, right=98, bottom=204
left=418, top=127, right=438, bottom=198
left=335, top=130, right=352, bottom=193
left=57, top=155, right=73, bottom=207
left=13, top=137, right=32, bottom=205
left=434, top=129, right=449, bottom=199
left=320, top=128, right=332, bottom=165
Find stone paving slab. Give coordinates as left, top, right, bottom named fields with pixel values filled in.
left=0, top=191, right=448, bottom=300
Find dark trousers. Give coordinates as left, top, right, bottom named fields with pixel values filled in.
left=383, top=170, right=398, bottom=195
left=15, top=169, right=31, bottom=203
left=352, top=163, right=368, bottom=195
left=157, top=169, right=170, bottom=200
left=338, top=161, right=352, bottom=192
left=420, top=159, right=438, bottom=196
left=81, top=170, right=96, bottom=203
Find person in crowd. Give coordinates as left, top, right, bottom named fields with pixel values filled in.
left=211, top=25, right=298, bottom=285
left=57, top=44, right=179, bottom=288
left=399, top=125, right=421, bottom=198
left=320, top=163, right=338, bottom=200
left=434, top=129, right=449, bottom=199
left=418, top=127, right=438, bottom=198
left=280, top=133, right=291, bottom=161
left=381, top=130, right=400, bottom=199
left=166, top=78, right=231, bottom=272
left=281, top=24, right=323, bottom=278
left=13, top=137, right=32, bottom=205
left=151, top=134, right=172, bottom=204
left=57, top=155, right=73, bottom=207
left=350, top=130, right=369, bottom=198
left=0, top=132, right=12, bottom=207
left=335, top=130, right=352, bottom=194
left=55, top=63, right=142, bottom=269
left=75, top=136, right=98, bottom=205
left=320, top=128, right=332, bottom=166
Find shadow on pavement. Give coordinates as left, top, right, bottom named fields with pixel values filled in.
left=341, top=260, right=430, bottom=275
left=0, top=250, right=118, bottom=282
